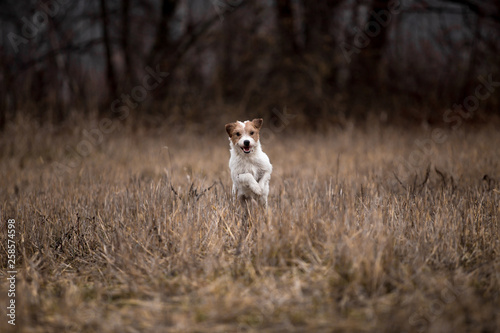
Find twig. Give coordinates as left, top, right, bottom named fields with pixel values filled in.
left=195, top=182, right=217, bottom=201
left=393, top=172, right=407, bottom=191
left=420, top=164, right=430, bottom=187
left=170, top=185, right=178, bottom=197
left=435, top=167, right=447, bottom=187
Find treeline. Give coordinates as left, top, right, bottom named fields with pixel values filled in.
left=1, top=0, right=499, bottom=128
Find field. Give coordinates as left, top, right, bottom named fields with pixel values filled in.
left=1, top=115, right=499, bottom=332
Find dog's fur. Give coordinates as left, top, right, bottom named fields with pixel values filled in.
left=225, top=118, right=272, bottom=208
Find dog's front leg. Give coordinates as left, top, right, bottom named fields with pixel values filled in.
left=257, top=172, right=271, bottom=207
left=238, top=173, right=262, bottom=196
left=258, top=172, right=271, bottom=191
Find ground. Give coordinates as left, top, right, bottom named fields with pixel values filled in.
left=0, top=116, right=499, bottom=332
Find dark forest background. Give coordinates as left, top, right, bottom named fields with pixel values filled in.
left=1, top=0, right=499, bottom=129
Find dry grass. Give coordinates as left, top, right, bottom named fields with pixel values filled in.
left=1, top=115, right=499, bottom=332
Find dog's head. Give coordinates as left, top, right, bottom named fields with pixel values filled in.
left=225, top=118, right=263, bottom=154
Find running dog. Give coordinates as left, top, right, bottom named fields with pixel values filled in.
left=225, top=118, right=272, bottom=208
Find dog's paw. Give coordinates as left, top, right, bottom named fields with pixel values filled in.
left=250, top=184, right=262, bottom=196
left=238, top=173, right=254, bottom=184
left=238, top=173, right=262, bottom=195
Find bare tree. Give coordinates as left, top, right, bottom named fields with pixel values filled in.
left=276, top=0, right=298, bottom=56
left=148, top=0, right=178, bottom=66
left=99, top=0, right=118, bottom=99
left=349, top=0, right=393, bottom=89
left=303, top=1, right=340, bottom=52
left=121, top=0, right=134, bottom=87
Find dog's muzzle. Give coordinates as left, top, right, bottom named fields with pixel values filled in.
left=241, top=140, right=251, bottom=153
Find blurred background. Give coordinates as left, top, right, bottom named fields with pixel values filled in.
left=0, top=0, right=499, bottom=130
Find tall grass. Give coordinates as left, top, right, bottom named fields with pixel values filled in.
left=0, top=116, right=499, bottom=332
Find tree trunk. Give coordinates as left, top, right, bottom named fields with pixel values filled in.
left=99, top=0, right=118, bottom=99
left=276, top=0, right=298, bottom=57
left=460, top=13, right=480, bottom=99
left=349, top=0, right=392, bottom=89
left=303, top=0, right=343, bottom=90
left=303, top=1, right=340, bottom=52
left=148, top=0, right=178, bottom=66
left=121, top=0, right=134, bottom=87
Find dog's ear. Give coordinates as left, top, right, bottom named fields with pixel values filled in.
left=252, top=118, right=263, bottom=129
left=225, top=123, right=235, bottom=137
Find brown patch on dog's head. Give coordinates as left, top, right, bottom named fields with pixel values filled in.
left=245, top=118, right=263, bottom=143
left=251, top=118, right=263, bottom=130
left=225, top=122, right=236, bottom=137
left=225, top=121, right=245, bottom=146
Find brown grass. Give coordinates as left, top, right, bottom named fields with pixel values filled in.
left=0, top=115, right=499, bottom=332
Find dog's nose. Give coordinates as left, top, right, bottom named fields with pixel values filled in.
left=243, top=140, right=250, bottom=147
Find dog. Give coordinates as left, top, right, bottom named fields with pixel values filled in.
left=225, top=118, right=272, bottom=208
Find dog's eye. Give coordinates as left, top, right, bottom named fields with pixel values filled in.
left=250, top=131, right=254, bottom=135
left=236, top=132, right=241, bottom=137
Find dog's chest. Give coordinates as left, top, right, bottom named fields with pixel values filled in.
left=232, top=157, right=264, bottom=181
left=245, top=164, right=264, bottom=181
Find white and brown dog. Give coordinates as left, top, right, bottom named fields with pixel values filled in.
left=225, top=118, right=272, bottom=208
